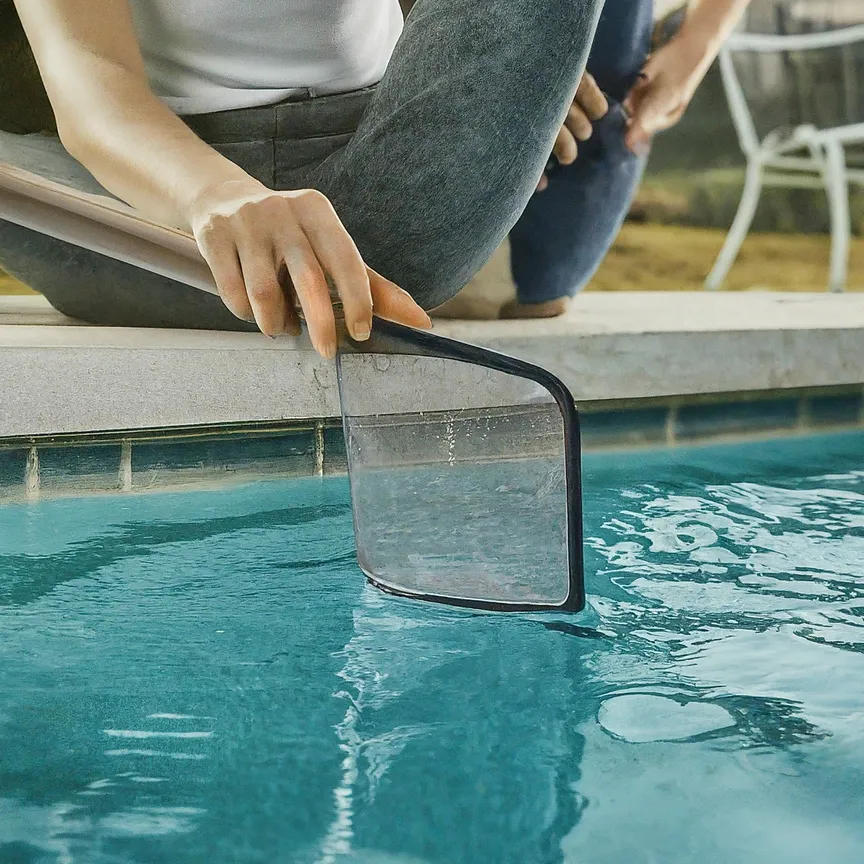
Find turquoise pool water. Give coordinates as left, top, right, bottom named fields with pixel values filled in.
left=1, top=431, right=863, bottom=863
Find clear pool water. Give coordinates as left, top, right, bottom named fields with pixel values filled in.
left=1, top=431, right=863, bottom=864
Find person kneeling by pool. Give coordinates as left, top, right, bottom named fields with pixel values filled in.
left=0, top=0, right=750, bottom=355
left=435, top=0, right=755, bottom=319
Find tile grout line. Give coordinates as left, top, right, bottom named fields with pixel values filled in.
left=314, top=421, right=325, bottom=477
left=665, top=404, right=678, bottom=447
left=797, top=396, right=811, bottom=432
left=120, top=440, right=133, bottom=491
left=5, top=390, right=864, bottom=504
left=25, top=445, right=40, bottom=500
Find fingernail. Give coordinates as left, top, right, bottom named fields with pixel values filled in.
left=353, top=322, right=371, bottom=341
left=322, top=342, right=337, bottom=360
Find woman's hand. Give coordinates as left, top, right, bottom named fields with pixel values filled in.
left=538, top=72, right=608, bottom=191
left=624, top=0, right=752, bottom=154
left=623, top=36, right=710, bottom=155
left=191, top=179, right=432, bottom=358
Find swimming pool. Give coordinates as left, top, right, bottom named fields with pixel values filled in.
left=1, top=431, right=862, bottom=863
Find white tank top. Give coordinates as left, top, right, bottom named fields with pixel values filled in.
left=128, top=1, right=403, bottom=115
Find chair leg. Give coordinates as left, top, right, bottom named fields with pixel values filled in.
left=822, top=140, right=850, bottom=293
left=705, top=160, right=763, bottom=290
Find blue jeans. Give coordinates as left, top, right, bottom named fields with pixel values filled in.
left=510, top=0, right=654, bottom=304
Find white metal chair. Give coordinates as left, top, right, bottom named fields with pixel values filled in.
left=706, top=23, right=864, bottom=292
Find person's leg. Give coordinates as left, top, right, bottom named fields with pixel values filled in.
left=506, top=0, right=654, bottom=312
left=304, top=0, right=607, bottom=312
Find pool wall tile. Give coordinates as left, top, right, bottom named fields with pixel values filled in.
left=580, top=407, right=669, bottom=447
left=807, top=392, right=864, bottom=427
left=3, top=386, right=864, bottom=502
left=0, top=448, right=26, bottom=500
left=132, top=430, right=318, bottom=489
left=675, top=398, right=799, bottom=441
left=323, top=425, right=348, bottom=475
left=38, top=444, right=123, bottom=495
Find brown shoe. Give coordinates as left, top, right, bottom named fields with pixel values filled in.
left=499, top=297, right=570, bottom=319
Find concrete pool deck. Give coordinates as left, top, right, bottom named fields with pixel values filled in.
left=1, top=291, right=864, bottom=439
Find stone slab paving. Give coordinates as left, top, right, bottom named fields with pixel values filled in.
left=2, top=292, right=863, bottom=437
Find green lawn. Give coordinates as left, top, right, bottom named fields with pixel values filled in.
left=590, top=222, right=864, bottom=293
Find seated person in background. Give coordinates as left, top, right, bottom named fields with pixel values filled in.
left=0, top=0, right=748, bottom=355
left=437, top=0, right=753, bottom=319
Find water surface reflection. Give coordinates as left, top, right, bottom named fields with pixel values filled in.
left=0, top=434, right=862, bottom=862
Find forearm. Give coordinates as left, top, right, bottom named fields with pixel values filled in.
left=52, top=58, right=254, bottom=229
left=15, top=0, right=258, bottom=230
left=677, top=0, right=752, bottom=71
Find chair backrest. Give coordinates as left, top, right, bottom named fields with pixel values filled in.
left=719, top=17, right=864, bottom=155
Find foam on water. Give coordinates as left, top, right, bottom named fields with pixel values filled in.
left=0, top=432, right=862, bottom=863
left=597, top=694, right=736, bottom=742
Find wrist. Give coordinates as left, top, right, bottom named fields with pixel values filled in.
left=187, top=173, right=267, bottom=230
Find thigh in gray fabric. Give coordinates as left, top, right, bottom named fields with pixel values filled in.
left=274, top=133, right=353, bottom=182
left=305, top=0, right=605, bottom=310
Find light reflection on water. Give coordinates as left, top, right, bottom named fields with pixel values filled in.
left=0, top=432, right=862, bottom=863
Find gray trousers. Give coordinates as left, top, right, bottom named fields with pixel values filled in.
left=0, top=0, right=604, bottom=330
